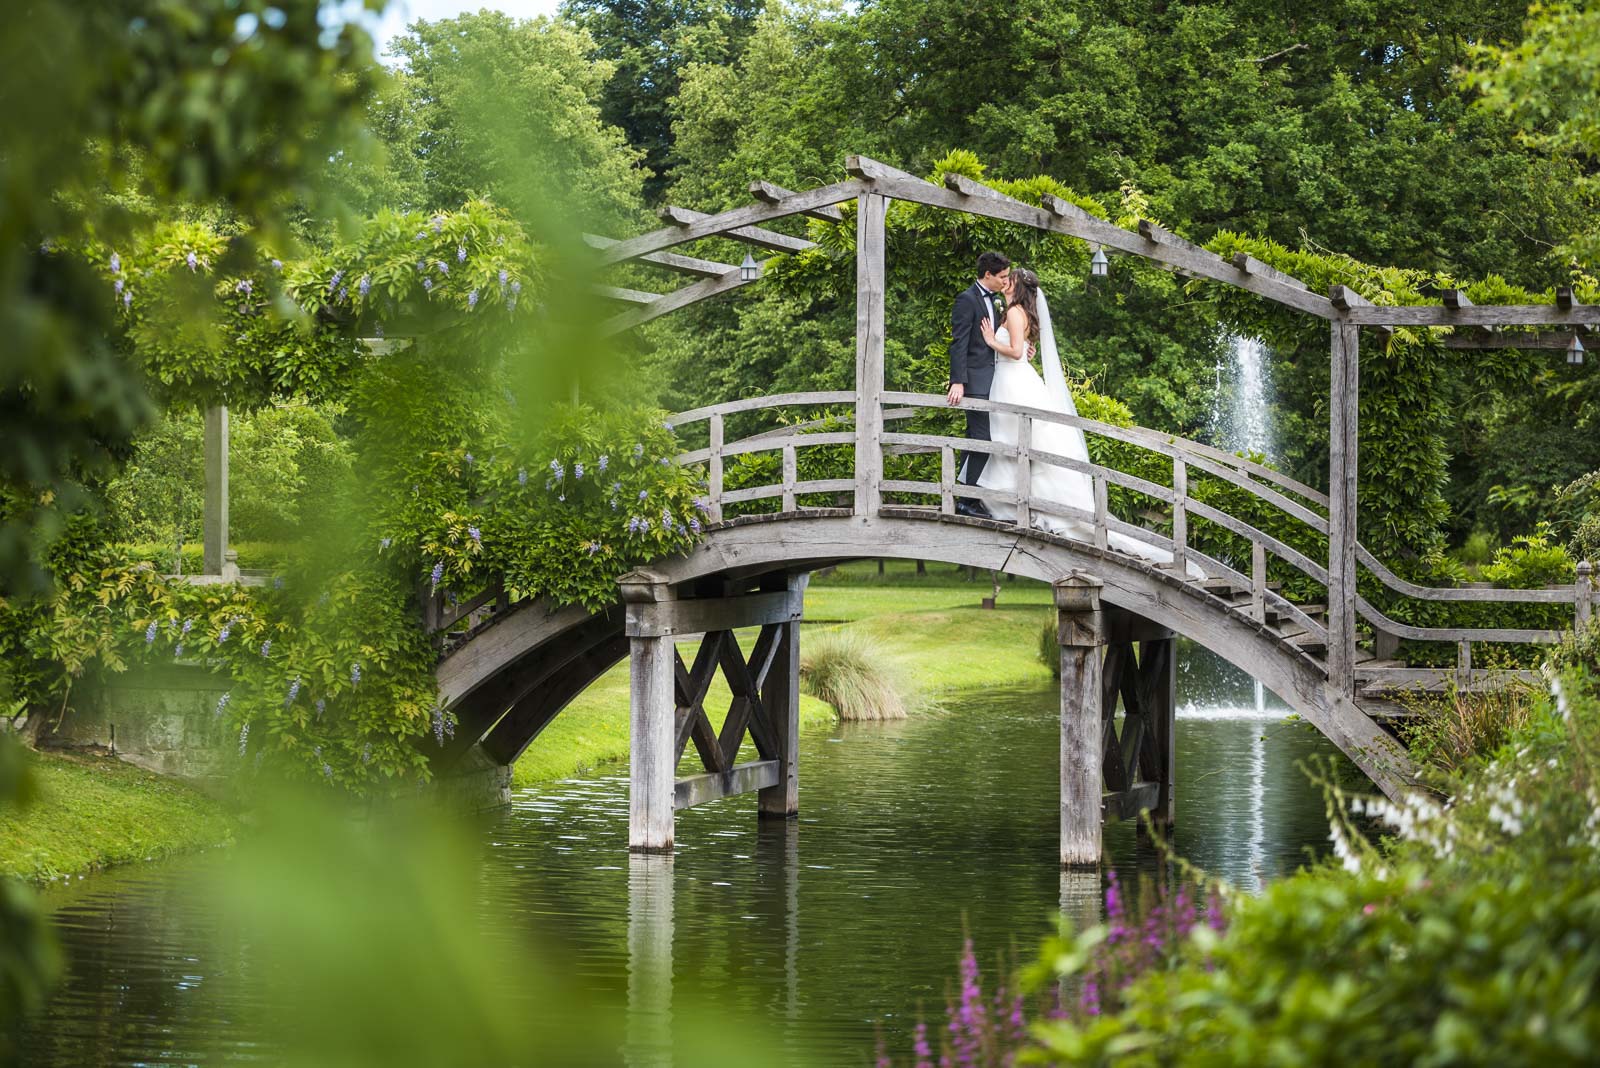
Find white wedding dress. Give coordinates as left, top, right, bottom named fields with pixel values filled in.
left=976, top=290, right=1204, bottom=578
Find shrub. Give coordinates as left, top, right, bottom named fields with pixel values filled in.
left=1399, top=681, right=1538, bottom=775
left=800, top=628, right=906, bottom=721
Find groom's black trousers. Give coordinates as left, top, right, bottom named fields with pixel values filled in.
left=958, top=393, right=991, bottom=486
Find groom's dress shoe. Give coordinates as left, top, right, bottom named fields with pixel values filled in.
left=955, top=498, right=994, bottom=520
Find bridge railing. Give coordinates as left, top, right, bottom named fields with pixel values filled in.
left=671, top=390, right=1593, bottom=694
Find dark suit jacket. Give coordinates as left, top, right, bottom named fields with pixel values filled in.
left=949, top=282, right=1000, bottom=396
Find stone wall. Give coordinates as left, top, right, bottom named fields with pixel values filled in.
left=45, top=664, right=234, bottom=782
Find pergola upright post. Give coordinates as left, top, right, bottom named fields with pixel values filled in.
left=203, top=405, right=229, bottom=575
left=1327, top=323, right=1360, bottom=698
left=853, top=193, right=887, bottom=517
left=1055, top=572, right=1105, bottom=868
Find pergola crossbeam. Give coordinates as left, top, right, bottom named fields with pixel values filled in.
left=1442, top=328, right=1591, bottom=350
left=658, top=205, right=816, bottom=254
left=856, top=156, right=1333, bottom=320
left=1342, top=303, right=1599, bottom=327
left=751, top=180, right=844, bottom=222
left=600, top=258, right=772, bottom=337
left=584, top=234, right=735, bottom=279
left=592, top=285, right=661, bottom=305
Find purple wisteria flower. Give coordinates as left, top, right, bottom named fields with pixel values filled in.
left=237, top=278, right=253, bottom=295
left=549, top=459, right=564, bottom=481
left=416, top=259, right=427, bottom=272
left=114, top=278, right=124, bottom=298
left=217, top=622, right=231, bottom=643
left=660, top=511, right=674, bottom=533
left=323, top=762, right=333, bottom=780
left=215, top=692, right=231, bottom=717
left=506, top=293, right=517, bottom=312
left=358, top=274, right=371, bottom=298
left=573, top=462, right=584, bottom=481
left=467, top=525, right=481, bottom=545
left=415, top=230, right=427, bottom=241
left=286, top=677, right=301, bottom=706
left=337, top=285, right=348, bottom=301
left=467, top=288, right=479, bottom=309
left=509, top=280, right=521, bottom=295
left=627, top=516, right=641, bottom=534
left=498, top=268, right=508, bottom=291
left=638, top=489, right=649, bottom=501
left=431, top=214, right=444, bottom=234
left=689, top=517, right=702, bottom=534
left=144, top=621, right=157, bottom=644
left=423, top=277, right=434, bottom=292
left=328, top=269, right=343, bottom=293
left=109, top=252, right=121, bottom=273
left=238, top=723, right=250, bottom=756
left=586, top=542, right=601, bottom=556
left=430, top=560, right=445, bottom=590
left=123, top=289, right=132, bottom=308
left=373, top=322, right=384, bottom=338
left=632, top=443, right=644, bottom=459
left=316, top=698, right=326, bottom=718
left=457, top=245, right=467, bottom=263
left=435, top=260, right=449, bottom=275
left=361, top=742, right=373, bottom=764
left=181, top=619, right=193, bottom=635
left=432, top=709, right=447, bottom=746
left=260, top=638, right=272, bottom=657
left=350, top=662, right=362, bottom=686
left=597, top=454, right=609, bottom=473
left=464, top=452, right=474, bottom=467
left=517, top=468, right=528, bottom=487
left=186, top=250, right=198, bottom=271
left=174, top=642, right=184, bottom=658
left=663, top=421, right=674, bottom=433
left=271, top=258, right=283, bottom=271
left=380, top=536, right=392, bottom=550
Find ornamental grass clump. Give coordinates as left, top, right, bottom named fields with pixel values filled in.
left=800, top=628, right=907, bottom=721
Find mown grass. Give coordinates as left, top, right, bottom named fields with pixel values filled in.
left=0, top=751, right=236, bottom=883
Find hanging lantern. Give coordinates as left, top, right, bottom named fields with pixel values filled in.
left=1569, top=333, right=1586, bottom=366
left=740, top=252, right=761, bottom=282
left=1089, top=246, right=1109, bottom=278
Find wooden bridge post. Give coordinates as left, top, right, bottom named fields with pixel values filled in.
left=1578, top=561, right=1593, bottom=636
left=621, top=570, right=677, bottom=854
left=1055, top=572, right=1105, bottom=868
left=1326, top=322, right=1360, bottom=699
left=758, top=573, right=806, bottom=820
left=624, top=852, right=674, bottom=1067
left=854, top=192, right=887, bottom=517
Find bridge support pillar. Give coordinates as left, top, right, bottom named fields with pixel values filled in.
left=620, top=569, right=807, bottom=854
left=1056, top=573, right=1105, bottom=868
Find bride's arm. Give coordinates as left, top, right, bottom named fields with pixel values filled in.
left=980, top=307, right=1030, bottom=360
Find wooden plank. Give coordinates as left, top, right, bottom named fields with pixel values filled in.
left=1056, top=574, right=1104, bottom=868
left=658, top=204, right=816, bottom=254
left=1354, top=596, right=1565, bottom=644
left=1092, top=478, right=1109, bottom=550
left=707, top=413, right=724, bottom=524
left=600, top=260, right=765, bottom=337
left=592, top=285, right=660, bottom=305
left=629, top=630, right=677, bottom=853
left=1579, top=561, right=1594, bottom=635
left=599, top=180, right=863, bottom=265
left=781, top=444, right=797, bottom=512
left=1099, top=642, right=1129, bottom=792
left=1170, top=458, right=1188, bottom=578
left=854, top=193, right=887, bottom=517
left=759, top=605, right=802, bottom=818
left=584, top=233, right=734, bottom=278
left=1231, top=252, right=1308, bottom=291
left=1139, top=638, right=1176, bottom=827
left=1355, top=545, right=1574, bottom=603
left=669, top=390, right=857, bottom=429
left=1342, top=303, right=1600, bottom=327
left=940, top=445, right=955, bottom=515
left=476, top=631, right=628, bottom=766
left=626, top=588, right=802, bottom=638
left=1442, top=330, right=1590, bottom=350
left=675, top=634, right=726, bottom=769
left=1326, top=323, right=1359, bottom=699
left=867, top=173, right=1334, bottom=319
left=1251, top=541, right=1267, bottom=623
left=1015, top=414, right=1033, bottom=532
left=675, top=759, right=780, bottom=810
left=750, top=179, right=845, bottom=222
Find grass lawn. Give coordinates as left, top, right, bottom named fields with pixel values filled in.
left=513, top=559, right=1056, bottom=788
left=0, top=751, right=237, bottom=883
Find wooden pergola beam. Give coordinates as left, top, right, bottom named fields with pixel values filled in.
left=1341, top=303, right=1600, bottom=327
left=596, top=179, right=864, bottom=265
left=657, top=205, right=816, bottom=254
left=855, top=156, right=1333, bottom=319
left=1442, top=328, right=1591, bottom=350
left=750, top=180, right=844, bottom=222
left=583, top=234, right=735, bottom=279
left=592, top=285, right=660, bottom=305
left=600, top=258, right=771, bottom=337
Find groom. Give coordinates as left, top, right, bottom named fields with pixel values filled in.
left=947, top=250, right=1011, bottom=519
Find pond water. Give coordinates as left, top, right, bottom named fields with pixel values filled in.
left=16, top=643, right=1345, bottom=1066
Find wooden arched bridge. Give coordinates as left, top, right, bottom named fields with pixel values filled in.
left=424, top=156, right=1595, bottom=864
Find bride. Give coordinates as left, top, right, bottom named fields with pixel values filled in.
left=977, top=267, right=1203, bottom=578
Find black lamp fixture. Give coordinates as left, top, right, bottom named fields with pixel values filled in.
left=1569, top=332, right=1586, bottom=366
left=740, top=252, right=761, bottom=282
left=1089, top=245, right=1109, bottom=278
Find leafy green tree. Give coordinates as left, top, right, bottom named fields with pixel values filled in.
left=378, top=11, right=648, bottom=230
left=563, top=0, right=768, bottom=201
